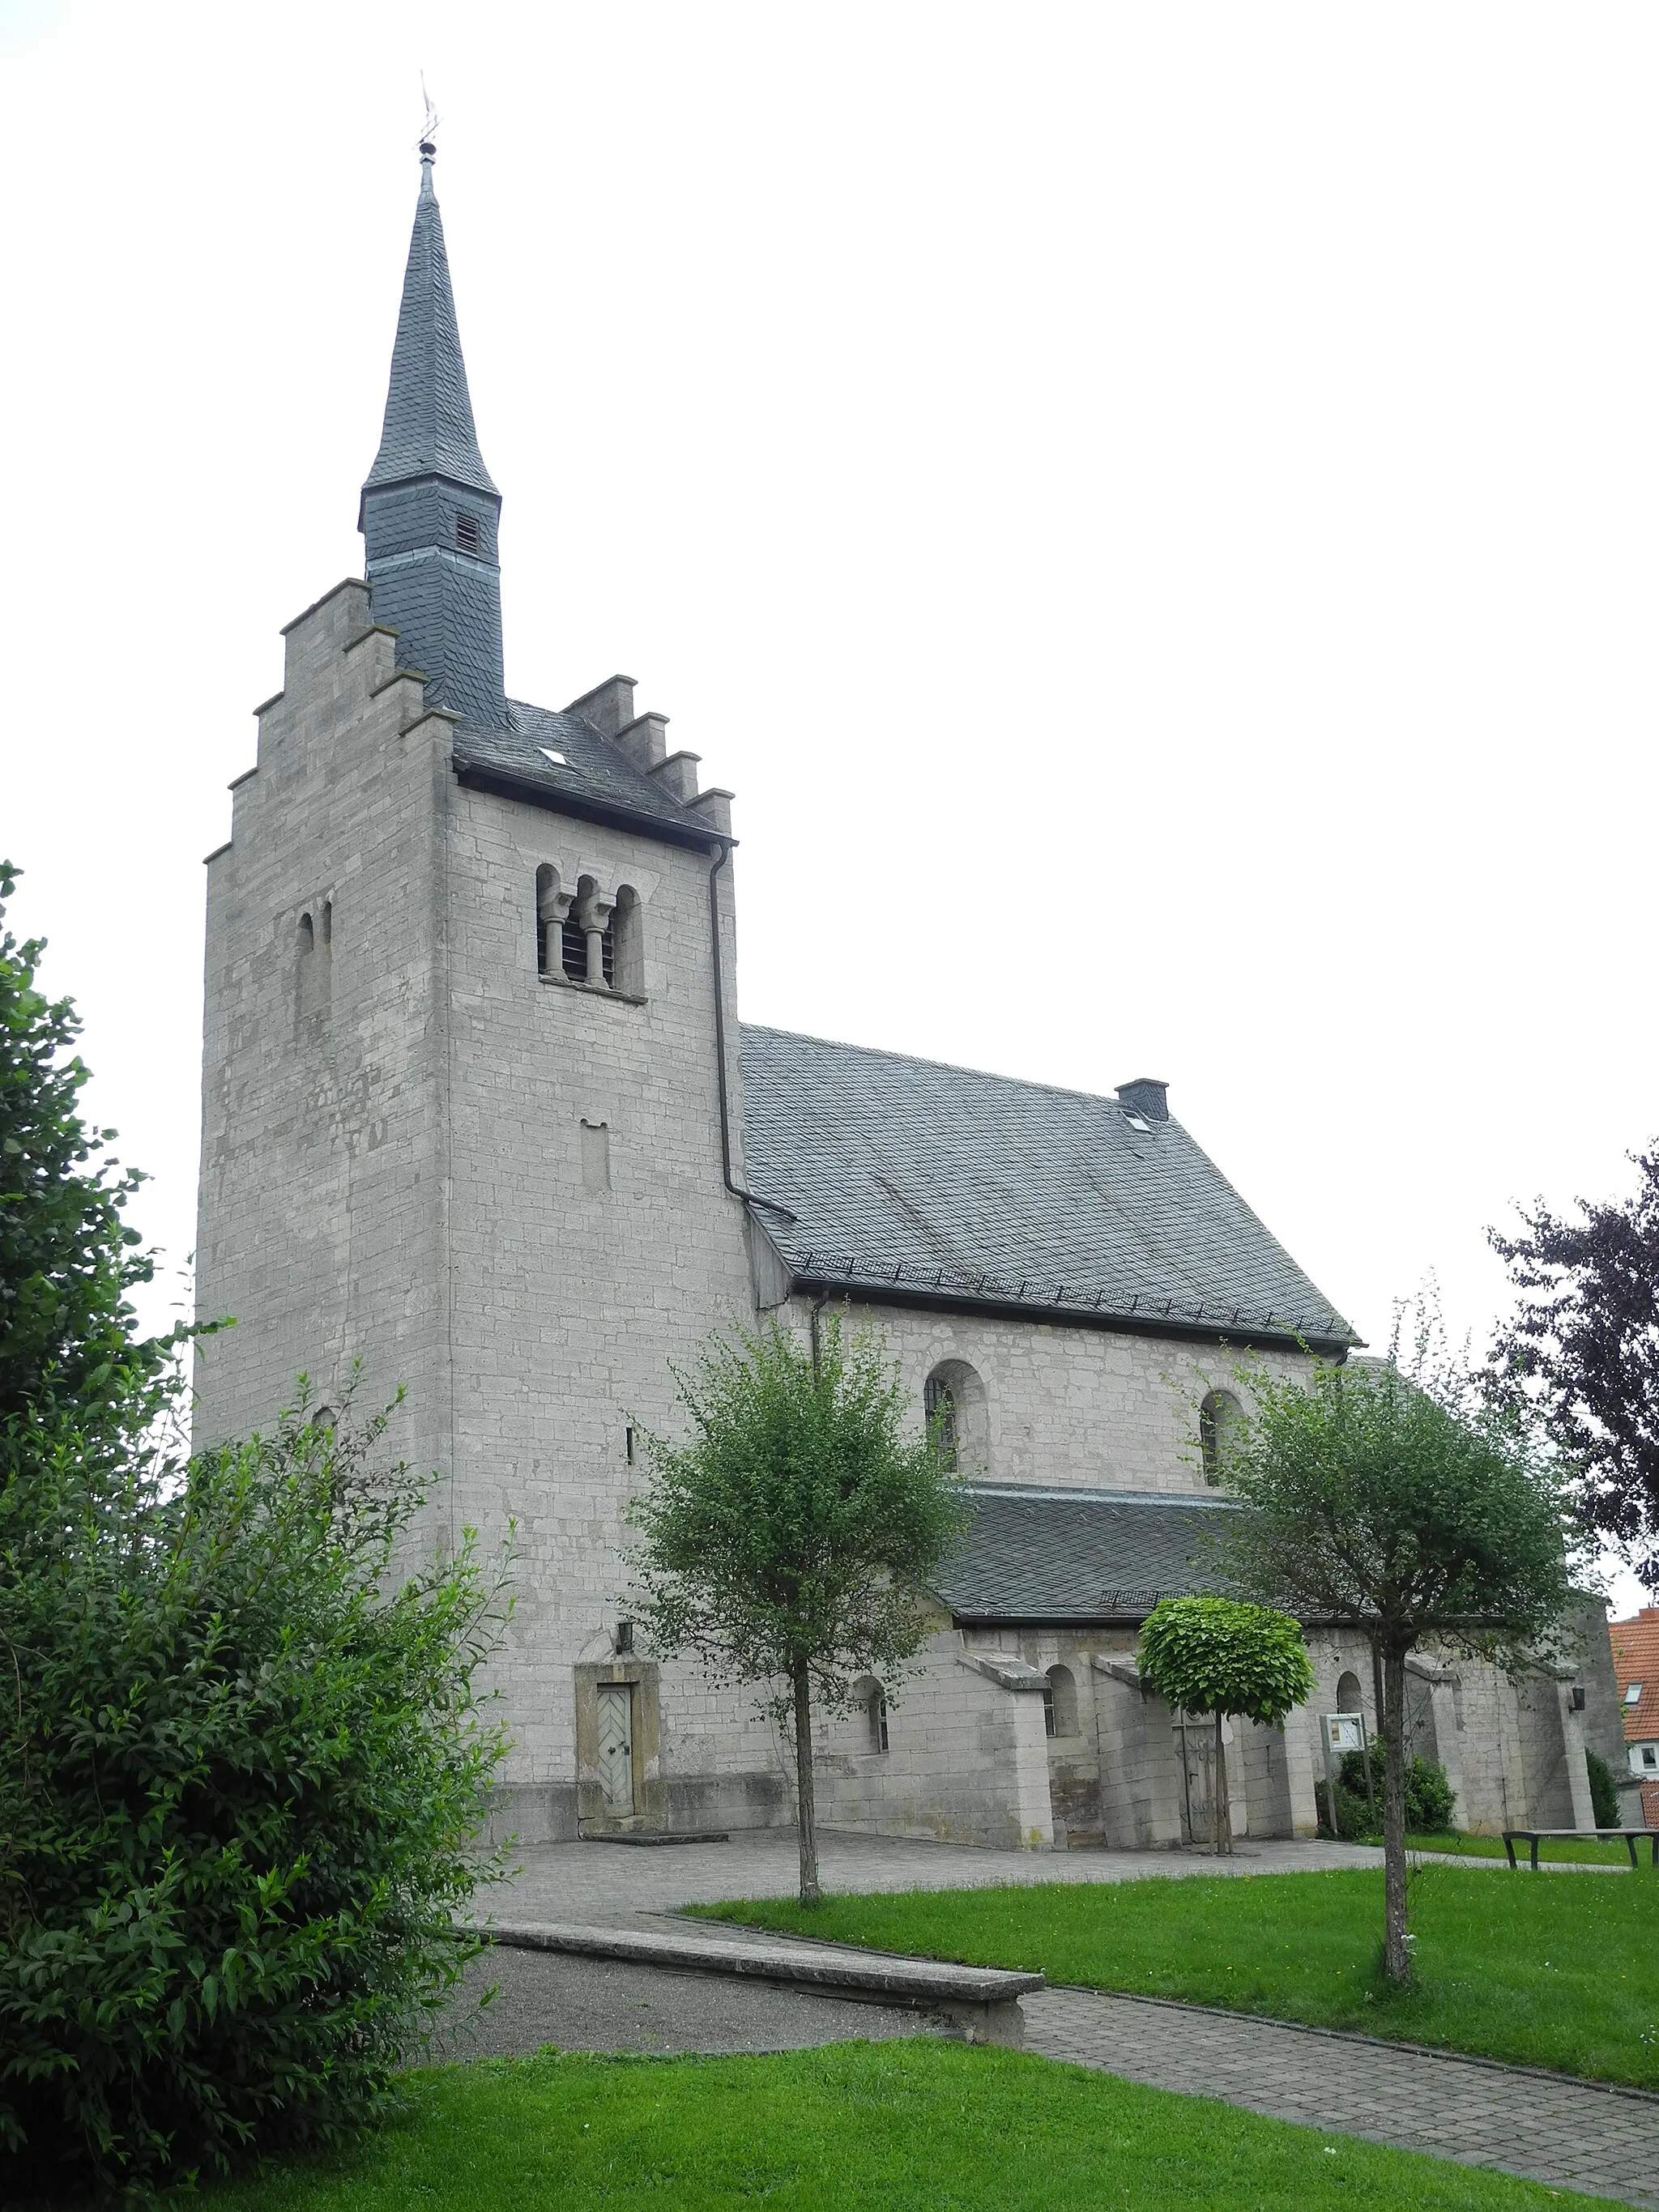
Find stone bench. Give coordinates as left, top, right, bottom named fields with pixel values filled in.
left=477, top=1920, right=1044, bottom=2048
left=1503, top=1827, right=1659, bottom=1870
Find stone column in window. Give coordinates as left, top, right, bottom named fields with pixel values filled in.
left=576, top=884, right=616, bottom=988
left=537, top=872, right=573, bottom=978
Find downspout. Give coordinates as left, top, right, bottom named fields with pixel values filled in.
left=706, top=841, right=795, bottom=1221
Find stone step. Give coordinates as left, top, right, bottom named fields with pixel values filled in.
left=471, top=1920, right=1043, bottom=2048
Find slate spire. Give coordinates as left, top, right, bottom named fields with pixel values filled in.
left=360, top=148, right=508, bottom=729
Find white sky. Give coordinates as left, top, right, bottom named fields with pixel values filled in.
left=3, top=3, right=1655, bottom=1602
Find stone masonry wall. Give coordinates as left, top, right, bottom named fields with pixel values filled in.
left=437, top=774, right=776, bottom=1823
left=781, top=1294, right=1312, bottom=1494
left=195, top=583, right=454, bottom=1519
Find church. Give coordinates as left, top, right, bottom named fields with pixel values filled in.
left=194, top=148, right=1621, bottom=1853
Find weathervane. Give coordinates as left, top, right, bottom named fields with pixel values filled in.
left=417, top=72, right=440, bottom=158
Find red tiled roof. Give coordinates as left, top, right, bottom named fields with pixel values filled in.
left=1610, top=1609, right=1659, bottom=1741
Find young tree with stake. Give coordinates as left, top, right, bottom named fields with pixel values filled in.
left=1137, top=1596, right=1313, bottom=1854
left=627, top=1315, right=967, bottom=1904
left=1212, top=1310, right=1578, bottom=1984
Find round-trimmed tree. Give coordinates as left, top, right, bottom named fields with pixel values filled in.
left=1137, top=1595, right=1315, bottom=1853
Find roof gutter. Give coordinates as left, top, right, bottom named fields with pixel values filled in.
left=795, top=1272, right=1354, bottom=1357
left=454, top=760, right=729, bottom=855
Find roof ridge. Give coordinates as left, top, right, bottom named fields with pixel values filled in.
left=737, top=1022, right=1172, bottom=1119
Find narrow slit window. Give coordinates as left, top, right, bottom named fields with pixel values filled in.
left=868, top=1687, right=889, bottom=1754
left=456, top=512, right=480, bottom=553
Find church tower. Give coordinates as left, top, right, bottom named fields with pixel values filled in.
left=195, top=148, right=778, bottom=1839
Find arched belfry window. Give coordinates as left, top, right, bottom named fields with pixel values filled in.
left=1199, top=1388, right=1243, bottom=1485
left=535, top=865, right=644, bottom=999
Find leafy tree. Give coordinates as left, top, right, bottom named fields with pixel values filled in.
left=0, top=867, right=511, bottom=2198
left=0, top=862, right=182, bottom=1441
left=1489, top=1151, right=1659, bottom=1589
left=628, top=1316, right=967, bottom=1904
left=1137, top=1596, right=1313, bottom=1853
left=1212, top=1311, right=1579, bottom=1984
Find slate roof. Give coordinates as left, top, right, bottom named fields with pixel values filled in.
left=454, top=701, right=719, bottom=845
left=936, top=1485, right=1237, bottom=1622
left=738, top=1027, right=1355, bottom=1349
left=363, top=160, right=498, bottom=506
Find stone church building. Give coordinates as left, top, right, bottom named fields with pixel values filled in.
left=194, top=152, right=1620, bottom=1852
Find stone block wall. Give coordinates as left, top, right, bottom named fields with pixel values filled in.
left=812, top=1628, right=1055, bottom=1850
left=780, top=1294, right=1312, bottom=1496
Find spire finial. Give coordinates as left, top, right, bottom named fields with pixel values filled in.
left=416, top=71, right=439, bottom=175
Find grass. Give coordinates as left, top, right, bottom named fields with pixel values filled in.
left=203, top=2040, right=1625, bottom=2211
left=689, top=1866, right=1659, bottom=2086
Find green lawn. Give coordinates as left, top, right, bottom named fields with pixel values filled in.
left=689, top=1866, right=1659, bottom=2086
left=205, top=2042, right=1622, bottom=2211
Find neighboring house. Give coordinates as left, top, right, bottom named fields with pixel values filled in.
left=192, top=145, right=1620, bottom=1852
left=1610, top=1609, right=1659, bottom=1828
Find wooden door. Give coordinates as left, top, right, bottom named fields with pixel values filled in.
left=596, top=1682, right=635, bottom=1815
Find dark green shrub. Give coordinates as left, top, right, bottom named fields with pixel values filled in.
left=0, top=863, right=513, bottom=2199
left=1316, top=1745, right=1456, bottom=1838
left=1586, top=1747, right=1623, bottom=1829
left=1, top=1397, right=510, bottom=2203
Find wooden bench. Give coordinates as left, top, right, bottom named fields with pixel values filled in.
left=1503, top=1827, right=1659, bottom=1870
left=476, top=1919, right=1045, bottom=2047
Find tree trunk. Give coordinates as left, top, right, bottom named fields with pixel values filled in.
left=1381, top=1643, right=1410, bottom=1984
left=792, top=1658, right=821, bottom=1905
left=1213, top=1710, right=1232, bottom=1855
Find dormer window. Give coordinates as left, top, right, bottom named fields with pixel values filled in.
left=455, top=512, right=480, bottom=553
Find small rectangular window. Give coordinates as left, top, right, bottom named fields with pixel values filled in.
left=1627, top=1683, right=1644, bottom=1705
left=456, top=512, right=480, bottom=553
left=1042, top=1685, right=1056, bottom=1738
left=1644, top=1747, right=1657, bottom=1769
left=625, top=1425, right=635, bottom=1465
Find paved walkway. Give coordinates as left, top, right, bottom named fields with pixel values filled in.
left=1025, top=1986, right=1659, bottom=2209
left=492, top=1827, right=1398, bottom=1921
left=426, top=1941, right=932, bottom=2062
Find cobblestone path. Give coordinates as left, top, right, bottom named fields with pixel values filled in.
left=1023, top=1986, right=1659, bottom=2209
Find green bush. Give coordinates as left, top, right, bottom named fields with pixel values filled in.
left=1315, top=1746, right=1456, bottom=1839
left=0, top=1399, right=510, bottom=2203
left=1586, top=1747, right=1623, bottom=1829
